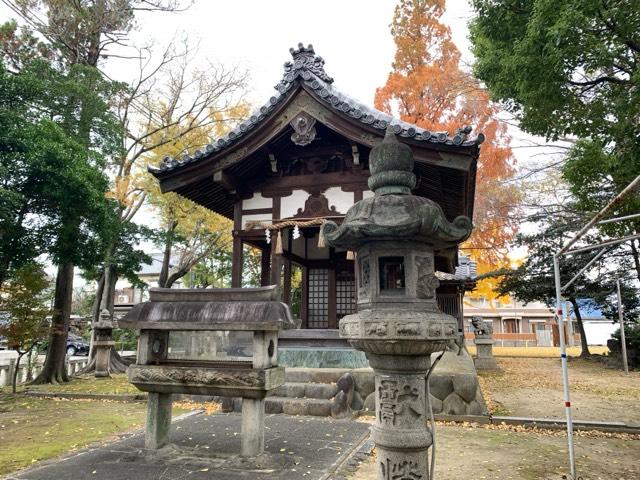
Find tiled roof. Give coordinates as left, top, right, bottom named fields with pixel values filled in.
left=151, top=43, right=485, bottom=175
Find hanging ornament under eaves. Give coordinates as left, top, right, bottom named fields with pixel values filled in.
left=265, top=229, right=271, bottom=244
left=293, top=225, right=300, bottom=239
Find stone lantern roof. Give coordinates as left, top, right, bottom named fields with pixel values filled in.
left=322, top=127, right=473, bottom=250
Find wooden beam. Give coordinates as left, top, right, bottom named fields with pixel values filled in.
left=231, top=201, right=243, bottom=288
left=213, top=170, right=237, bottom=192
left=260, top=247, right=271, bottom=287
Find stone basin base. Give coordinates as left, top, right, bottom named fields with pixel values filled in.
left=215, top=349, right=487, bottom=418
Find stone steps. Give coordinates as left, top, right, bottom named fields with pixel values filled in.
left=269, top=381, right=338, bottom=399
left=265, top=396, right=333, bottom=417
left=264, top=373, right=341, bottom=417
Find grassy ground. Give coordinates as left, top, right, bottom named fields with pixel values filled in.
left=478, top=357, right=640, bottom=424
left=352, top=422, right=640, bottom=480
left=0, top=392, right=198, bottom=476
left=1, top=374, right=139, bottom=395
left=467, top=345, right=609, bottom=358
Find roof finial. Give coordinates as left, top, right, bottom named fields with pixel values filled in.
left=281, top=42, right=333, bottom=85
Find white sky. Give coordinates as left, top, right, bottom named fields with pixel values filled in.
left=111, top=0, right=474, bottom=106
left=1, top=0, right=564, bottom=281
left=102, top=0, right=556, bottom=170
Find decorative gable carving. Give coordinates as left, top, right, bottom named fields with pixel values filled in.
left=290, top=112, right=317, bottom=146
left=293, top=192, right=343, bottom=218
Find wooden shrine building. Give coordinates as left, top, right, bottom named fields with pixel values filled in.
left=150, top=44, right=482, bottom=335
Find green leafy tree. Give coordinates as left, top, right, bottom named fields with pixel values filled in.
left=0, top=263, right=51, bottom=392
left=0, top=55, right=120, bottom=384
left=498, top=213, right=638, bottom=357
left=470, top=0, right=640, bottom=277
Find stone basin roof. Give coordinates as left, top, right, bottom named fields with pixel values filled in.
left=119, top=301, right=298, bottom=331
left=150, top=43, right=484, bottom=175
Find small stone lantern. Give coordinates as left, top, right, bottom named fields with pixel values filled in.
left=94, top=309, right=115, bottom=378
left=323, top=127, right=473, bottom=479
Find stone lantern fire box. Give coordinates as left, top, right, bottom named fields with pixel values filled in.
left=119, top=285, right=297, bottom=456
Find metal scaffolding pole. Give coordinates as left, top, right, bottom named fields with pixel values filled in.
left=551, top=174, right=640, bottom=478
left=616, top=279, right=629, bottom=374
left=559, top=175, right=640, bottom=255
left=561, top=247, right=608, bottom=292
left=553, top=255, right=576, bottom=479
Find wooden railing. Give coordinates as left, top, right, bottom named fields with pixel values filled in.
left=0, top=357, right=90, bottom=388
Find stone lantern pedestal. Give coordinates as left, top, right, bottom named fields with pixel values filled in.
left=471, top=316, right=500, bottom=371
left=323, top=127, right=474, bottom=479
left=94, top=310, right=115, bottom=378
left=474, top=336, right=500, bottom=370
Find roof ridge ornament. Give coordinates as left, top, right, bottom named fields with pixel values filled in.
left=276, top=43, right=333, bottom=93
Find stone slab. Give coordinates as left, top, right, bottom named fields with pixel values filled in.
left=9, top=413, right=370, bottom=480
left=278, top=347, right=368, bottom=368
left=129, top=364, right=285, bottom=398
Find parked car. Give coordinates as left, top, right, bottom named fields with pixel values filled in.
left=66, top=334, right=90, bottom=356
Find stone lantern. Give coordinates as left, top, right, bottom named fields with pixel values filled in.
left=94, top=309, right=115, bottom=378
left=322, top=127, right=473, bottom=479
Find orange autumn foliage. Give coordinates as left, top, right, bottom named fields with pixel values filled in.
left=375, top=0, right=520, bottom=302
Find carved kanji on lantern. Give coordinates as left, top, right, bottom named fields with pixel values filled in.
left=381, top=458, right=423, bottom=480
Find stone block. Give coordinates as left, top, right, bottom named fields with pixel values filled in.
left=363, top=392, right=376, bottom=412
left=442, top=392, right=467, bottom=416
left=282, top=399, right=309, bottom=416
left=306, top=399, right=332, bottom=417
left=466, top=399, right=486, bottom=416
left=429, top=393, right=443, bottom=414
left=429, top=375, right=453, bottom=400
left=452, top=374, right=478, bottom=403
left=352, top=370, right=375, bottom=398
left=351, top=391, right=364, bottom=411
left=283, top=383, right=307, bottom=397
left=305, top=382, right=338, bottom=399
left=264, top=398, right=284, bottom=414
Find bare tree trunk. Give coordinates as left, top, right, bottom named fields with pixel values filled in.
left=11, top=351, right=27, bottom=394
left=32, top=262, right=74, bottom=384
left=630, top=239, right=640, bottom=284
left=570, top=298, right=591, bottom=358
left=91, top=271, right=106, bottom=323
left=158, top=221, right=177, bottom=288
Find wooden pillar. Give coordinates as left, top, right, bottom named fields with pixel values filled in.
left=283, top=258, right=292, bottom=306
left=328, top=259, right=337, bottom=329
left=270, top=249, right=281, bottom=289
left=270, top=197, right=281, bottom=289
left=231, top=201, right=243, bottom=288
left=301, top=266, right=308, bottom=328
left=260, top=247, right=271, bottom=287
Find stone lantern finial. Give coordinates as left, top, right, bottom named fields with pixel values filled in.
left=368, top=126, right=416, bottom=196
